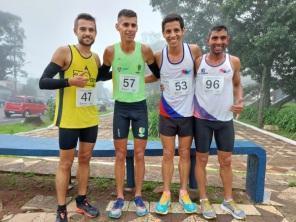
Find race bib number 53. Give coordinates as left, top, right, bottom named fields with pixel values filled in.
left=168, top=78, right=192, bottom=96
left=76, top=88, right=95, bottom=107
left=119, top=74, right=139, bottom=93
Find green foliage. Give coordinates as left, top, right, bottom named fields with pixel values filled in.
left=274, top=104, right=296, bottom=132
left=0, top=119, right=51, bottom=134
left=0, top=10, right=26, bottom=80
left=240, top=103, right=296, bottom=137
left=148, top=110, right=159, bottom=138
left=47, top=97, right=55, bottom=121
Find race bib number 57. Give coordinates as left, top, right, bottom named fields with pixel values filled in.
left=76, top=88, right=96, bottom=107
left=119, top=74, right=139, bottom=93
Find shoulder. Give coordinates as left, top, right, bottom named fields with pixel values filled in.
left=188, top=43, right=202, bottom=60
left=229, top=54, right=241, bottom=70
left=92, top=52, right=101, bottom=67
left=51, top=45, right=71, bottom=68
left=104, top=45, right=115, bottom=56
left=53, top=45, right=71, bottom=57
left=141, top=43, right=153, bottom=54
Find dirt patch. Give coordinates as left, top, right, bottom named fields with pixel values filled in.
left=0, top=172, right=251, bottom=220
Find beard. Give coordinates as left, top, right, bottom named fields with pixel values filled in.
left=79, top=37, right=95, bottom=46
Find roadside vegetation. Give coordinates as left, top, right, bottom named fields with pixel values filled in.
left=239, top=103, right=296, bottom=140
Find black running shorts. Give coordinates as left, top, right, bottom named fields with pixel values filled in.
left=159, top=115, right=193, bottom=137
left=113, top=100, right=148, bottom=139
left=193, top=118, right=234, bottom=153
left=59, top=125, right=98, bottom=150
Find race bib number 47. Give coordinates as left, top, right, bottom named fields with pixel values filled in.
left=76, top=88, right=96, bottom=107
left=119, top=74, right=139, bottom=93
left=202, top=76, right=224, bottom=94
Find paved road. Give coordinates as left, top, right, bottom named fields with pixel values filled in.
left=0, top=107, right=24, bottom=124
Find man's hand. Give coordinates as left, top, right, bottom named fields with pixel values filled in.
left=230, top=99, right=244, bottom=118
left=68, top=74, right=88, bottom=87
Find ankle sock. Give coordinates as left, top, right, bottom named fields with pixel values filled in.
left=76, top=195, right=86, bottom=204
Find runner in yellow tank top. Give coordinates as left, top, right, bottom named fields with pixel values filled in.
left=39, top=13, right=109, bottom=222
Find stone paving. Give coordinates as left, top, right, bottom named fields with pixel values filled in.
left=0, top=113, right=296, bottom=221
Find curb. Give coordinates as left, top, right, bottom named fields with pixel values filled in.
left=234, top=120, right=296, bottom=146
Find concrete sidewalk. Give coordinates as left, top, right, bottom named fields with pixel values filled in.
left=0, top=113, right=295, bottom=221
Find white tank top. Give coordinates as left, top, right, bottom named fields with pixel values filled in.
left=159, top=43, right=195, bottom=118
left=194, top=53, right=234, bottom=121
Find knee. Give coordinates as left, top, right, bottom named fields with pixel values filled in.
left=196, top=155, right=208, bottom=167
left=178, top=147, right=190, bottom=161
left=78, top=152, right=91, bottom=165
left=163, top=149, right=174, bottom=162
left=59, top=159, right=73, bottom=171
left=134, top=150, right=145, bottom=162
left=116, top=149, right=127, bottom=162
left=219, top=156, right=232, bottom=168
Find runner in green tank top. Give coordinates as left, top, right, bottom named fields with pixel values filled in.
left=100, top=9, right=160, bottom=219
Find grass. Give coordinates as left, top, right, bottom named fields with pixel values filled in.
left=288, top=181, right=296, bottom=187
left=0, top=117, right=52, bottom=134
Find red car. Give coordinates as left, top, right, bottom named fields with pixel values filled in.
left=4, top=96, right=47, bottom=118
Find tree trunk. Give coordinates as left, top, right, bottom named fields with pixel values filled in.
left=257, top=65, right=271, bottom=128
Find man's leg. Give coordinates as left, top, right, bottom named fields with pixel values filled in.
left=178, top=136, right=192, bottom=191
left=217, top=151, right=233, bottom=199
left=178, top=135, right=197, bottom=213
left=114, top=139, right=128, bottom=198
left=56, top=149, right=75, bottom=205
left=133, top=138, right=147, bottom=197
left=161, top=134, right=175, bottom=192
left=193, top=118, right=216, bottom=219
left=76, top=142, right=95, bottom=196
left=195, top=152, right=209, bottom=199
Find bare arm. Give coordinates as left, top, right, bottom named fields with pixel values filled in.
left=102, top=45, right=114, bottom=66
left=230, top=55, right=244, bottom=115
left=189, top=44, right=202, bottom=61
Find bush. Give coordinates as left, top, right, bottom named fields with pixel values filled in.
left=240, top=103, right=296, bottom=133
left=275, top=104, right=296, bottom=132
left=148, top=110, right=159, bottom=137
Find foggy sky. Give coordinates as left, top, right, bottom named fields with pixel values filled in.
left=0, top=0, right=162, bottom=82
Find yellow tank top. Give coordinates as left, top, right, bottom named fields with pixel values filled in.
left=54, top=45, right=99, bottom=128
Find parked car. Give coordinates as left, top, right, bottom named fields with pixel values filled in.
left=4, top=96, right=47, bottom=118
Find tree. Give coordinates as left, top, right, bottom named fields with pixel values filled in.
left=150, top=0, right=296, bottom=128
left=0, top=10, right=26, bottom=91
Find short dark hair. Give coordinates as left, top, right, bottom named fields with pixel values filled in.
left=162, top=13, right=184, bottom=32
left=208, top=25, right=228, bottom=37
left=74, top=13, right=96, bottom=31
left=117, top=9, right=137, bottom=20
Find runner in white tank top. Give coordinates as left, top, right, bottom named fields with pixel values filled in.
left=145, top=14, right=202, bottom=215
left=194, top=53, right=234, bottom=121
left=160, top=43, right=195, bottom=117
left=193, top=25, right=245, bottom=220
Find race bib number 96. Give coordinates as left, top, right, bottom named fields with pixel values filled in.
left=76, top=88, right=96, bottom=107
left=119, top=74, right=139, bottom=93
left=202, top=76, right=224, bottom=94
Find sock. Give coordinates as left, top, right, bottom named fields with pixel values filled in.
left=163, top=190, right=171, bottom=196
left=57, top=204, right=66, bottom=212
left=179, top=189, right=188, bottom=196
left=76, top=195, right=86, bottom=204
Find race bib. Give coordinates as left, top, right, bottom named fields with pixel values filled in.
left=119, top=74, right=139, bottom=93
left=76, top=88, right=96, bottom=107
left=168, top=77, right=192, bottom=96
left=202, top=76, right=224, bottom=94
